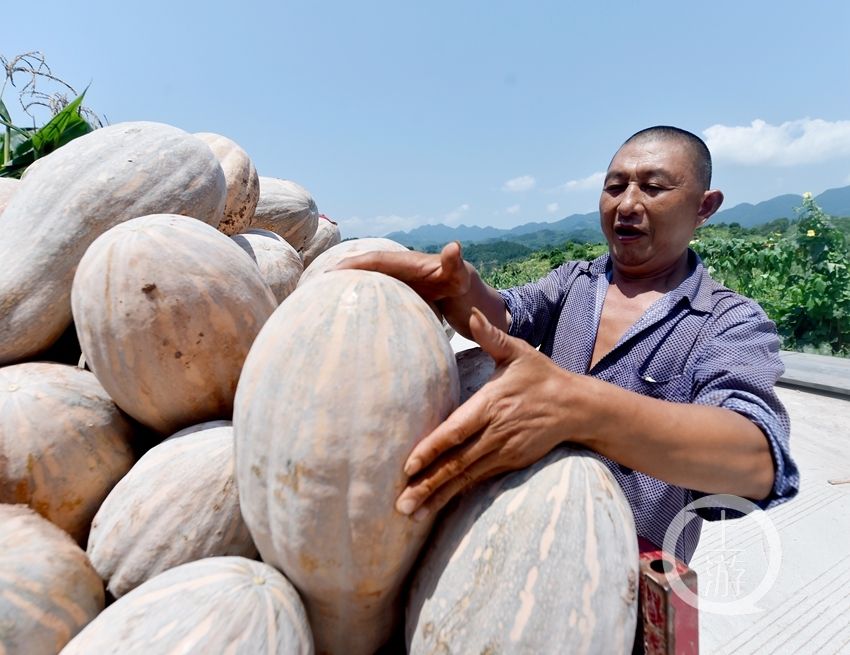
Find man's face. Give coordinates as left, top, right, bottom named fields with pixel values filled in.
left=599, top=138, right=709, bottom=278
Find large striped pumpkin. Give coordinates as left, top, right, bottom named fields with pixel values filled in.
left=406, top=446, right=639, bottom=654
left=0, top=362, right=135, bottom=544
left=296, top=237, right=455, bottom=339
left=0, top=121, right=226, bottom=365
left=71, top=214, right=277, bottom=434
left=86, top=423, right=257, bottom=598
left=0, top=505, right=104, bottom=655
left=234, top=269, right=459, bottom=655
left=61, top=556, right=313, bottom=654
left=297, top=237, right=408, bottom=288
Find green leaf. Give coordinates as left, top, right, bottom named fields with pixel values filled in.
left=0, top=115, right=35, bottom=140
left=0, top=97, right=12, bottom=124
left=28, top=89, right=93, bottom=157
left=0, top=89, right=94, bottom=178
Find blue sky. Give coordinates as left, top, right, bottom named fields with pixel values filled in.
left=4, top=1, right=850, bottom=238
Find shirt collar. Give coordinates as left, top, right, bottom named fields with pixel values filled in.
left=582, top=249, right=718, bottom=314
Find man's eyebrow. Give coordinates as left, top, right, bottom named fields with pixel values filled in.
left=604, top=167, right=676, bottom=183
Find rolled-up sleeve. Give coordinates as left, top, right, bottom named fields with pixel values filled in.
left=690, top=297, right=800, bottom=518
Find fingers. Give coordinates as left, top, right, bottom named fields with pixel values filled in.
left=404, top=393, right=491, bottom=477
left=334, top=248, right=466, bottom=301
left=334, top=250, right=429, bottom=282
left=399, top=451, right=506, bottom=521
left=468, top=307, right=522, bottom=366
left=439, top=241, right=464, bottom=279
left=396, top=430, right=500, bottom=518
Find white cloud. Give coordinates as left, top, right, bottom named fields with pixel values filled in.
left=546, top=202, right=560, bottom=214
left=562, top=171, right=605, bottom=192
left=703, top=118, right=850, bottom=166
left=505, top=204, right=521, bottom=214
left=444, top=203, right=470, bottom=226
left=338, top=202, right=471, bottom=237
left=339, top=214, right=421, bottom=238
left=503, top=175, right=536, bottom=192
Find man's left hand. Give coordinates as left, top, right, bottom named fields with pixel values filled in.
left=395, top=308, right=575, bottom=521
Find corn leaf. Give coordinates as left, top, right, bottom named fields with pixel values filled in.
left=1, top=96, right=35, bottom=144
left=28, top=90, right=92, bottom=155
left=0, top=90, right=93, bottom=178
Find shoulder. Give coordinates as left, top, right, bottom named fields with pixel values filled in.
left=690, top=256, right=774, bottom=331
left=549, top=253, right=609, bottom=289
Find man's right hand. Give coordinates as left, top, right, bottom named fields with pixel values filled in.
left=335, top=241, right=510, bottom=339
left=335, top=241, right=471, bottom=301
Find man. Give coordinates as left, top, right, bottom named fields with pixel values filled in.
left=340, top=126, right=799, bottom=562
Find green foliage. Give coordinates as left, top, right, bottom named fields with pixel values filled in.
left=482, top=241, right=607, bottom=288
left=0, top=90, right=93, bottom=177
left=1, top=51, right=101, bottom=178
left=693, top=194, right=849, bottom=356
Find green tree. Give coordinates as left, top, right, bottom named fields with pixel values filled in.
left=694, top=194, right=849, bottom=356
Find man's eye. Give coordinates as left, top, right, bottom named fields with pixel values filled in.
left=642, top=184, right=665, bottom=193
left=604, top=184, right=626, bottom=193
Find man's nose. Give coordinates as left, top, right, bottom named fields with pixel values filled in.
left=617, top=183, right=644, bottom=217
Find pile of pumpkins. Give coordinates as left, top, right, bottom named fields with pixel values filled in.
left=0, top=122, right=640, bottom=654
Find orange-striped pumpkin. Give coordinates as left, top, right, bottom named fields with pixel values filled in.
left=406, top=446, right=639, bottom=653
left=0, top=505, right=104, bottom=655
left=61, top=557, right=313, bottom=654
left=298, top=237, right=408, bottom=288
left=71, top=214, right=277, bottom=434
left=0, top=362, right=135, bottom=544
left=234, top=269, right=459, bottom=655
left=86, top=423, right=257, bottom=598
left=0, top=121, right=227, bottom=366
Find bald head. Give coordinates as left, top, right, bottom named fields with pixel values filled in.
left=621, top=126, right=712, bottom=191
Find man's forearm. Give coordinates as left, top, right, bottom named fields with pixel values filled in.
left=439, top=263, right=511, bottom=339
left=569, top=375, right=776, bottom=501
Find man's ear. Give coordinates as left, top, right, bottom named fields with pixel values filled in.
left=697, top=189, right=724, bottom=227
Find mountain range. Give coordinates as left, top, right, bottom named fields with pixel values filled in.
left=386, top=185, right=850, bottom=250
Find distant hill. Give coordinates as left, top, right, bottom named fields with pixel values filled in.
left=386, top=212, right=602, bottom=249
left=813, top=185, right=850, bottom=217
left=385, top=185, right=850, bottom=249
left=711, top=194, right=802, bottom=228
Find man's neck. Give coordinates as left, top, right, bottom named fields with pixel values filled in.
left=609, top=252, right=691, bottom=298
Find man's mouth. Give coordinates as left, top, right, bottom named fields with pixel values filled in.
left=613, top=224, right=645, bottom=240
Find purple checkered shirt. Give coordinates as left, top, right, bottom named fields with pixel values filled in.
left=498, top=250, right=799, bottom=562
